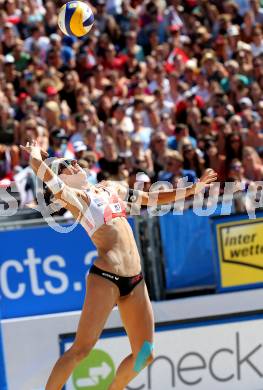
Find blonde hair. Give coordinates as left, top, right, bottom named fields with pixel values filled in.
left=243, top=146, right=262, bottom=165
left=165, top=150, right=184, bottom=163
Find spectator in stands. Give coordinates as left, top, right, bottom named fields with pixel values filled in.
left=159, top=150, right=197, bottom=187
left=0, top=0, right=262, bottom=208
left=227, top=158, right=250, bottom=189
left=98, top=135, right=124, bottom=180
left=225, top=132, right=244, bottom=163
left=168, top=123, right=197, bottom=151
left=182, top=143, right=204, bottom=178
left=130, top=135, right=153, bottom=175
left=242, top=146, right=263, bottom=180
left=150, top=131, right=168, bottom=179
left=204, top=140, right=226, bottom=182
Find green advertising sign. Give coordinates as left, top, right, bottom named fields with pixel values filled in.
left=72, top=349, right=115, bottom=389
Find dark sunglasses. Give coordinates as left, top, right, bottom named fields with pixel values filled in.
left=85, top=158, right=95, bottom=164
left=230, top=164, right=242, bottom=171
left=58, top=159, right=77, bottom=175
left=167, top=159, right=180, bottom=166
left=25, top=127, right=37, bottom=131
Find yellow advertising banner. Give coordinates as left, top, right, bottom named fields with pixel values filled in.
left=216, top=218, right=263, bottom=288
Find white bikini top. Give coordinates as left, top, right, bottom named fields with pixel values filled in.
left=81, top=184, right=127, bottom=237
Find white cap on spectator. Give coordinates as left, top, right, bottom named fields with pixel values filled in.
left=225, top=59, right=239, bottom=70
left=237, top=41, right=252, bottom=52
left=185, top=59, right=198, bottom=71
left=73, top=141, right=87, bottom=153
left=136, top=172, right=151, bottom=183
left=4, top=54, right=15, bottom=64
left=4, top=22, right=13, bottom=29
left=50, top=33, right=61, bottom=43
left=180, top=36, right=191, bottom=45
left=228, top=25, right=240, bottom=37
left=239, top=97, right=253, bottom=108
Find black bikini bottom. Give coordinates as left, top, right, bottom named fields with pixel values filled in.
left=89, top=264, right=144, bottom=297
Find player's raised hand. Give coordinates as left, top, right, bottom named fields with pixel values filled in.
left=20, top=140, right=48, bottom=159
left=199, top=169, right=218, bottom=185
left=192, top=169, right=218, bottom=194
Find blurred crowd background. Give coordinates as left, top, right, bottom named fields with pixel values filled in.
left=0, top=0, right=263, bottom=207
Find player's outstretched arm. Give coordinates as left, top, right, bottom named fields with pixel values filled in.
left=147, top=169, right=218, bottom=206
left=114, top=169, right=218, bottom=207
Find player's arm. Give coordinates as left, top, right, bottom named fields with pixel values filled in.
left=20, top=141, right=85, bottom=212
left=113, top=169, right=218, bottom=206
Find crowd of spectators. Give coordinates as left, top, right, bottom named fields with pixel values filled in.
left=0, top=0, right=263, bottom=207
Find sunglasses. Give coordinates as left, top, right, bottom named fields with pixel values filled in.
left=86, top=159, right=95, bottom=164
left=58, top=159, right=77, bottom=175
left=25, top=127, right=37, bottom=131
left=167, top=160, right=181, bottom=166
left=230, top=164, right=242, bottom=171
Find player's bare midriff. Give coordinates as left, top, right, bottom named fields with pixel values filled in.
left=90, top=216, right=142, bottom=277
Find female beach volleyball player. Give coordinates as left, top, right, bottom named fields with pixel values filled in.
left=21, top=140, right=217, bottom=390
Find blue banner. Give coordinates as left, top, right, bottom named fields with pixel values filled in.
left=0, top=326, right=7, bottom=390
left=0, top=218, right=135, bottom=319
left=159, top=210, right=217, bottom=291
left=0, top=301, right=7, bottom=389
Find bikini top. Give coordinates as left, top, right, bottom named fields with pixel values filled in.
left=81, top=184, right=127, bottom=237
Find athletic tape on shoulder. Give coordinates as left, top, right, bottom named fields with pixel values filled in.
left=46, top=176, right=65, bottom=194
left=46, top=177, right=84, bottom=211
left=134, top=341, right=154, bottom=373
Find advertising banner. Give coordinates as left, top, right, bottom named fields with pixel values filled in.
left=0, top=218, right=135, bottom=319
left=159, top=211, right=216, bottom=291
left=211, top=212, right=263, bottom=291
left=2, top=290, right=263, bottom=390
left=61, top=315, right=263, bottom=390
left=0, top=325, right=7, bottom=390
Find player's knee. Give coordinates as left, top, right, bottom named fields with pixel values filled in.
left=71, top=339, right=96, bottom=362
left=71, top=345, right=92, bottom=362
left=133, top=341, right=155, bottom=373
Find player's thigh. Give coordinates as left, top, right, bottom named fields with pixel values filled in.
left=117, top=281, right=154, bottom=353
left=73, top=273, right=119, bottom=349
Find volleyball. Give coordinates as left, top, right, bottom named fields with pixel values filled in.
left=58, top=1, right=94, bottom=38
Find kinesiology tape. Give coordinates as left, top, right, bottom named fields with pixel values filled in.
left=134, top=341, right=154, bottom=373
left=46, top=176, right=64, bottom=194
left=46, top=177, right=84, bottom=211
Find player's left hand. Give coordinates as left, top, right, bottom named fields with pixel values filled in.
left=199, top=169, right=218, bottom=185
left=192, top=169, right=218, bottom=194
